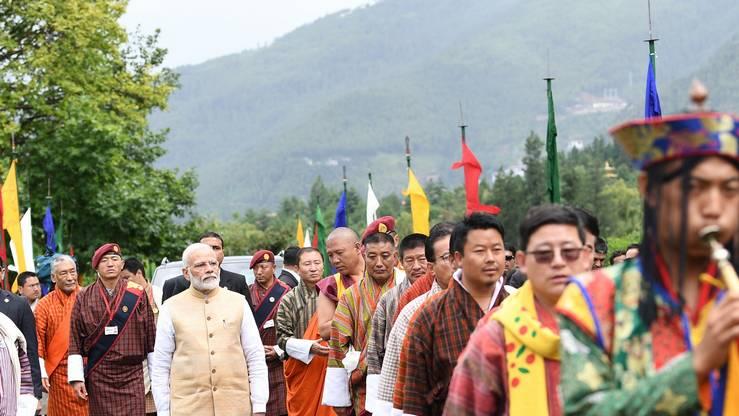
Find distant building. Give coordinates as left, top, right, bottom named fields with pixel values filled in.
left=566, top=89, right=628, bottom=116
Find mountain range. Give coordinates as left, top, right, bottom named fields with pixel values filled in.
left=150, top=0, right=739, bottom=216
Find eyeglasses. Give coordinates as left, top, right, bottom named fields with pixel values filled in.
left=190, top=260, right=218, bottom=271
left=438, top=253, right=452, bottom=263
left=526, top=247, right=584, bottom=264
left=505, top=255, right=515, bottom=261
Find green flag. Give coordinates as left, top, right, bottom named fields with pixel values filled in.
left=313, top=204, right=329, bottom=276
left=545, top=78, right=561, bottom=203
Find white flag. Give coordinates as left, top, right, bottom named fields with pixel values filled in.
left=304, top=229, right=312, bottom=248
left=20, top=209, right=35, bottom=273
left=366, top=180, right=380, bottom=226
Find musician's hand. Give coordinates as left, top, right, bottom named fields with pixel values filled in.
left=71, top=381, right=88, bottom=400
left=310, top=342, right=329, bottom=357
left=42, top=377, right=50, bottom=392
left=264, top=345, right=278, bottom=361
left=694, top=291, right=739, bottom=382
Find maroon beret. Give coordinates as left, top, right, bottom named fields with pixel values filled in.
left=250, top=250, right=275, bottom=269
left=361, top=216, right=396, bottom=242
left=92, top=243, right=121, bottom=269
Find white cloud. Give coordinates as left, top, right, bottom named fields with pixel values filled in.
left=120, top=0, right=373, bottom=68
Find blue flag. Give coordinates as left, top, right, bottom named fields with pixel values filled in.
left=645, top=58, right=662, bottom=118
left=42, top=204, right=57, bottom=253
left=334, top=190, right=347, bottom=228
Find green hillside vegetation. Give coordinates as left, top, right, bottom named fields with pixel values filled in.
left=152, top=0, right=739, bottom=216
left=193, top=133, right=642, bottom=257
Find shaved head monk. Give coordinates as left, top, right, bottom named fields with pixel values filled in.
left=316, top=227, right=365, bottom=340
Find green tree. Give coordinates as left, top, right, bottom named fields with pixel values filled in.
left=0, top=0, right=195, bottom=267
left=523, top=132, right=547, bottom=208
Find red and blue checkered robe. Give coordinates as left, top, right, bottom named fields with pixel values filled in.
left=250, top=279, right=292, bottom=416
left=69, top=278, right=155, bottom=416
left=400, top=278, right=485, bottom=415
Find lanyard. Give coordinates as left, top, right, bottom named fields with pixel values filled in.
left=97, top=283, right=118, bottom=321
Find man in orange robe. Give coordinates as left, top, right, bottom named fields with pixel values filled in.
left=35, top=255, right=88, bottom=416
left=277, top=247, right=335, bottom=416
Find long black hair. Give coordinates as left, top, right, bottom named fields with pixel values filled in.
left=639, top=156, right=739, bottom=326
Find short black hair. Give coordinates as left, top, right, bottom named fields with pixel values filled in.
left=399, top=234, right=427, bottom=259
left=609, top=249, right=625, bottom=264
left=283, top=246, right=301, bottom=266
left=519, top=205, right=585, bottom=251
left=573, top=207, right=600, bottom=238
left=451, top=213, right=505, bottom=255
left=505, top=243, right=517, bottom=253
left=123, top=257, right=145, bottom=277
left=297, top=247, right=322, bottom=263
left=595, top=237, right=608, bottom=254
left=506, top=269, right=527, bottom=288
left=198, top=231, right=224, bottom=246
left=17, top=271, right=38, bottom=288
left=425, top=222, right=455, bottom=262
left=627, top=243, right=641, bottom=252
left=363, top=232, right=396, bottom=247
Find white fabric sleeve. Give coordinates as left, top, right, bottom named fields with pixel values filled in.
left=16, top=394, right=37, bottom=416
left=273, top=344, right=285, bottom=360
left=151, top=304, right=175, bottom=415
left=241, top=298, right=268, bottom=413
left=39, top=357, right=47, bottom=379
left=321, top=366, right=351, bottom=407
left=67, top=354, right=84, bottom=383
left=285, top=338, right=315, bottom=364
left=365, top=373, right=381, bottom=413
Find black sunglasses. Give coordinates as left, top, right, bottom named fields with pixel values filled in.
left=526, top=247, right=584, bottom=264
left=505, top=255, right=515, bottom=261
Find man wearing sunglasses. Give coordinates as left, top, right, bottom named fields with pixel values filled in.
left=446, top=205, right=587, bottom=415
left=557, top=94, right=739, bottom=414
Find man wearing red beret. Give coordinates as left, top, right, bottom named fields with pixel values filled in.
left=249, top=250, right=291, bottom=416
left=68, top=243, right=156, bottom=416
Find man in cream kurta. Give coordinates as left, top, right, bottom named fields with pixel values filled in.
left=151, top=243, right=268, bottom=415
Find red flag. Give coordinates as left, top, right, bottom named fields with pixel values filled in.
left=451, top=141, right=501, bottom=215
left=312, top=223, right=318, bottom=248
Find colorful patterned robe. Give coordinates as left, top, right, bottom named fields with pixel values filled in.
left=69, top=278, right=156, bottom=416
left=35, top=288, right=89, bottom=416
left=401, top=277, right=486, bottom=415
left=324, top=274, right=395, bottom=414
left=556, top=260, right=720, bottom=415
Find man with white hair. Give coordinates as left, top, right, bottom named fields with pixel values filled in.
left=151, top=243, right=268, bottom=415
left=35, top=255, right=88, bottom=415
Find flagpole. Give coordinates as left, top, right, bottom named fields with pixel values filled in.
left=342, top=165, right=348, bottom=226
left=458, top=102, right=467, bottom=144
left=645, top=0, right=658, bottom=79
left=405, top=136, right=412, bottom=170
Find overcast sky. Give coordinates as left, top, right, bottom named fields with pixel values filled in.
left=120, top=0, right=373, bottom=68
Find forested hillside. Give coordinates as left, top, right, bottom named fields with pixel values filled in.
left=151, top=0, right=739, bottom=216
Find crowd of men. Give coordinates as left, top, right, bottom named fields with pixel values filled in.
left=0, top=101, right=737, bottom=416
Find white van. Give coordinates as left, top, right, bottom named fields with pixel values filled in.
left=151, top=255, right=284, bottom=289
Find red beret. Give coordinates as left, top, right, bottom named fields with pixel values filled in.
left=361, top=216, right=396, bottom=242
left=250, top=250, right=275, bottom=269
left=92, top=243, right=121, bottom=269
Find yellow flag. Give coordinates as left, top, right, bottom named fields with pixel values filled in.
left=403, top=168, right=430, bottom=236
left=2, top=161, right=27, bottom=290
left=296, top=218, right=304, bottom=246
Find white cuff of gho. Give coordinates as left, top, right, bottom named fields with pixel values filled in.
left=67, top=354, right=85, bottom=383
left=365, top=373, right=381, bottom=413
left=39, top=357, right=48, bottom=379
left=286, top=338, right=315, bottom=364
left=321, top=367, right=352, bottom=407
